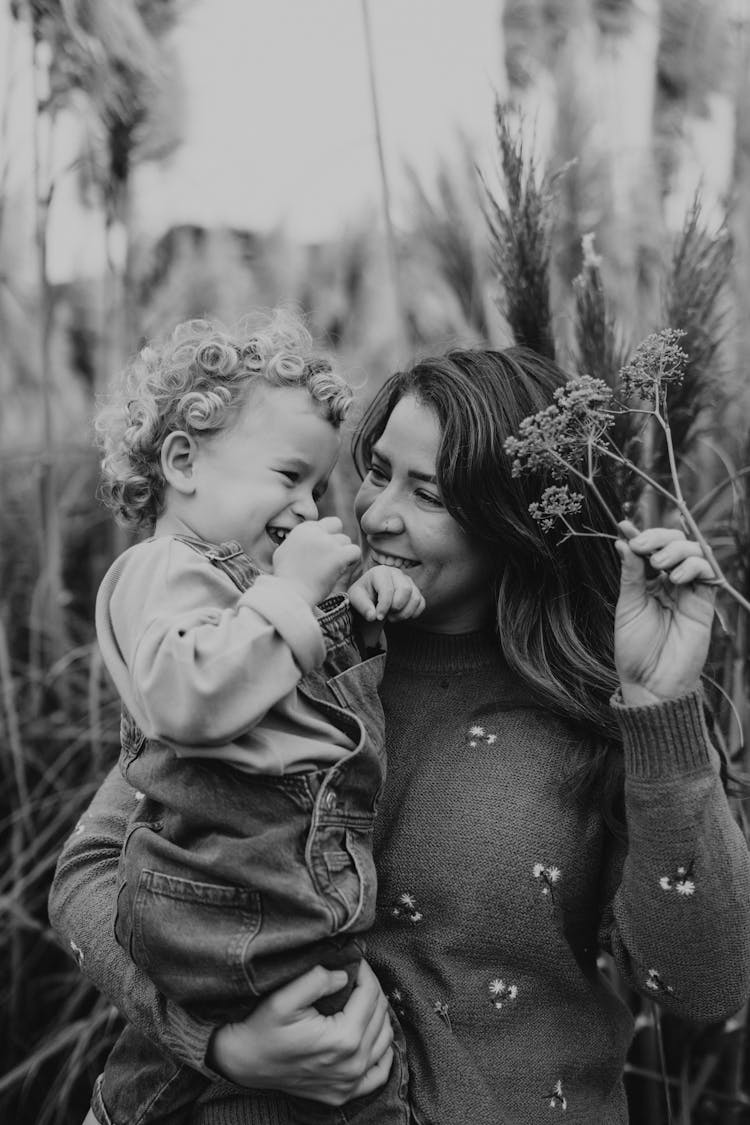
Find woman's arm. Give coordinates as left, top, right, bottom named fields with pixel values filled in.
left=600, top=524, right=750, bottom=1020
left=48, top=765, right=217, bottom=1070
left=601, top=690, right=750, bottom=1023
left=48, top=766, right=393, bottom=1102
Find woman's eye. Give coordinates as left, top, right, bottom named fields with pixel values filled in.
left=417, top=490, right=443, bottom=508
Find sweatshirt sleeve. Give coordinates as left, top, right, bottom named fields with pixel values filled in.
left=47, top=766, right=220, bottom=1076
left=598, top=689, right=750, bottom=1024
left=97, top=541, right=327, bottom=746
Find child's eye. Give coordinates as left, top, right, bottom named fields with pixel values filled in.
left=278, top=470, right=299, bottom=483
left=367, top=464, right=388, bottom=484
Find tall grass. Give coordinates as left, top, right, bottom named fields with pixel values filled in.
left=0, top=450, right=124, bottom=1125
left=490, top=103, right=750, bottom=1125
left=1, top=74, right=748, bottom=1125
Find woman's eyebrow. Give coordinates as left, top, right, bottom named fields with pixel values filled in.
left=372, top=446, right=437, bottom=485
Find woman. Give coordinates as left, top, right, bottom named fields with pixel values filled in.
left=50, top=346, right=750, bottom=1125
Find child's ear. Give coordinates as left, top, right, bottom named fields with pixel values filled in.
left=161, top=431, right=198, bottom=495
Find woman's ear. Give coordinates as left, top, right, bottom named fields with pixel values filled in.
left=161, top=431, right=198, bottom=495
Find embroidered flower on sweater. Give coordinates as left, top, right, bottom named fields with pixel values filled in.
left=389, top=988, right=406, bottom=1019
left=69, top=940, right=84, bottom=969
left=72, top=820, right=86, bottom=836
left=659, top=862, right=696, bottom=896
left=533, top=863, right=562, bottom=903
left=434, top=999, right=452, bottom=1029
left=546, top=1079, right=567, bottom=1110
left=391, top=891, right=424, bottom=923
left=645, top=968, right=674, bottom=995
left=488, top=978, right=518, bottom=1010
left=466, top=725, right=498, bottom=748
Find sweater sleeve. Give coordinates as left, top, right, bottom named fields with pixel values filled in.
left=599, top=689, right=750, bottom=1024
left=97, top=542, right=327, bottom=746
left=47, top=765, right=221, bottom=1076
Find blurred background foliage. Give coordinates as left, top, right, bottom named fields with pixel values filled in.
left=1, top=0, right=749, bottom=1122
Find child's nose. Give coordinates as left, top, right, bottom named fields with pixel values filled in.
left=291, top=491, right=319, bottom=521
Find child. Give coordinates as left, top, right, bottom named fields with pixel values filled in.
left=90, top=311, right=422, bottom=1125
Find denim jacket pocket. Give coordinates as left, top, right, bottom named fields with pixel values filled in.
left=326, top=652, right=386, bottom=754
left=316, top=821, right=376, bottom=933
left=130, top=868, right=262, bottom=1010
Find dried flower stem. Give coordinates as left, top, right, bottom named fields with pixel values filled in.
left=558, top=425, right=750, bottom=617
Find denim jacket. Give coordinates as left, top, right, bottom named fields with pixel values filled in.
left=114, top=536, right=387, bottom=1019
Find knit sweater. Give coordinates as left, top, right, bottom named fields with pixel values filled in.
left=48, top=624, right=750, bottom=1125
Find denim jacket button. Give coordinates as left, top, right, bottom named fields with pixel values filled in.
left=325, top=790, right=338, bottom=809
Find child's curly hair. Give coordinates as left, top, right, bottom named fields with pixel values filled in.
left=95, top=309, right=352, bottom=530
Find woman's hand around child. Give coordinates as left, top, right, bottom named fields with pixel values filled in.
left=348, top=564, right=426, bottom=624
left=272, top=517, right=362, bottom=606
left=613, top=520, right=716, bottom=706
left=206, top=961, right=394, bottom=1104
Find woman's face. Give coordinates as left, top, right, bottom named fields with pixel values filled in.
left=354, top=394, right=495, bottom=633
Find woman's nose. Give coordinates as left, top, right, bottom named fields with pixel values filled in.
left=360, top=494, right=403, bottom=536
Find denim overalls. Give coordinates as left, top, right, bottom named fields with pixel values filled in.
left=97, top=537, right=410, bottom=1125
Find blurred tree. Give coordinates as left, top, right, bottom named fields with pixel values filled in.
left=7, top=0, right=186, bottom=669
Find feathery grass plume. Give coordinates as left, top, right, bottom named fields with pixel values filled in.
left=573, top=233, right=626, bottom=387
left=481, top=101, right=556, bottom=359
left=504, top=329, right=750, bottom=616
left=407, top=142, right=490, bottom=343
left=573, top=233, right=642, bottom=513
left=660, top=194, right=733, bottom=463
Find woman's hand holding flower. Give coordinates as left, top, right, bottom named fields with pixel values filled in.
left=613, top=520, right=715, bottom=706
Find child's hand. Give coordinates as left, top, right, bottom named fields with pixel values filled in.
left=273, top=517, right=361, bottom=606
left=614, top=521, right=716, bottom=706
left=348, top=565, right=425, bottom=624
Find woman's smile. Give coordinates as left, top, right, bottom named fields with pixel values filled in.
left=355, top=394, right=495, bottom=633
left=366, top=546, right=418, bottom=570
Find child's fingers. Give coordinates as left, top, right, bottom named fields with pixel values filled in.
left=410, top=589, right=426, bottom=616
left=348, top=582, right=378, bottom=622
left=338, top=544, right=362, bottom=571
left=371, top=570, right=396, bottom=620
left=385, top=579, right=425, bottom=621
left=387, top=576, right=415, bottom=613
left=316, top=516, right=344, bottom=535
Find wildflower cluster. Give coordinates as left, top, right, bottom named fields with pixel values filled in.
left=528, top=486, right=584, bottom=533
left=503, top=375, right=615, bottom=479
left=619, top=329, right=687, bottom=405
left=501, top=326, right=750, bottom=618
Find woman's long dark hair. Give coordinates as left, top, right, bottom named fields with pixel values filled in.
left=353, top=347, right=624, bottom=793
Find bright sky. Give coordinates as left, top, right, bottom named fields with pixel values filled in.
left=137, top=0, right=503, bottom=240
left=1, top=0, right=504, bottom=279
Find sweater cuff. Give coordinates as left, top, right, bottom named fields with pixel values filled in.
left=163, top=1002, right=217, bottom=1075
left=610, top=687, right=716, bottom=779
left=239, top=575, right=326, bottom=675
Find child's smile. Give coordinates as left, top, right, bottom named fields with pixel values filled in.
left=171, top=383, right=341, bottom=570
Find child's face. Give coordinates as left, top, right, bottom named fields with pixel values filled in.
left=186, top=384, right=341, bottom=570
